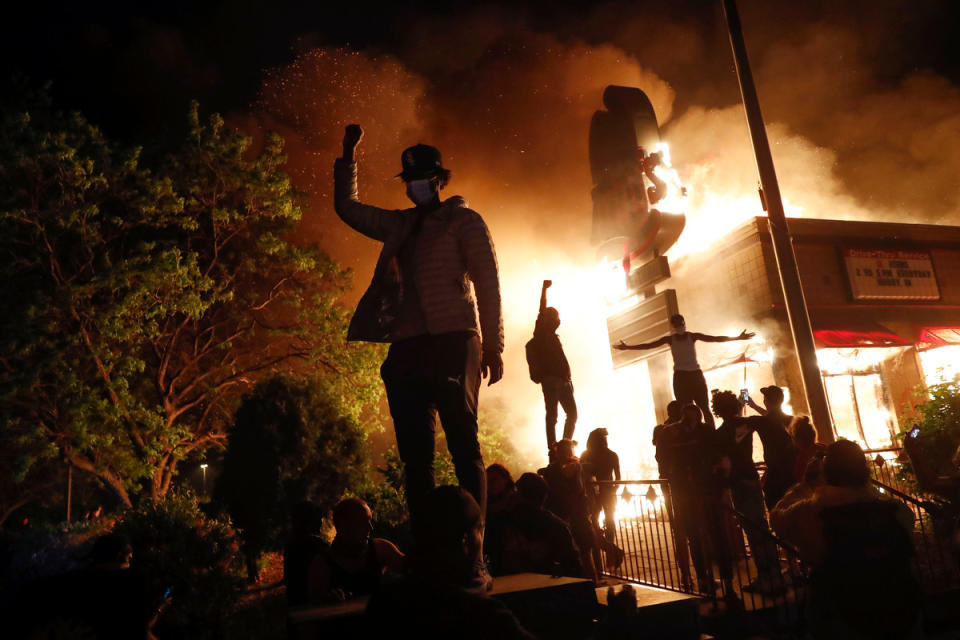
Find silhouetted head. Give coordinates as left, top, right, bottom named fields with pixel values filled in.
left=760, top=385, right=785, bottom=412
left=669, top=314, right=686, bottom=334
left=711, top=390, right=743, bottom=420
left=823, top=440, right=870, bottom=487
left=586, top=428, right=609, bottom=452
left=666, top=400, right=683, bottom=423
left=290, top=500, right=324, bottom=538
left=516, top=472, right=549, bottom=507
left=536, top=307, right=561, bottom=333
left=681, top=403, right=703, bottom=424
left=411, top=486, right=482, bottom=585
left=91, top=533, right=132, bottom=568
left=332, top=497, right=373, bottom=549
left=486, top=463, right=515, bottom=499
left=397, top=144, right=450, bottom=207
left=554, top=438, right=576, bottom=462
left=791, top=416, right=818, bottom=448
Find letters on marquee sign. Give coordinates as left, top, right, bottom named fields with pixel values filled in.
left=843, top=249, right=940, bottom=301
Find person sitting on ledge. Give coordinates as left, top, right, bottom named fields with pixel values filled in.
left=366, top=486, right=534, bottom=639
left=486, top=472, right=584, bottom=578
left=307, top=497, right=404, bottom=603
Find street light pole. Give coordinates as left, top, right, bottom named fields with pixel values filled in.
left=721, top=0, right=834, bottom=441
left=200, top=463, right=208, bottom=496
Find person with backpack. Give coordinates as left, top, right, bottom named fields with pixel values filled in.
left=526, top=279, right=577, bottom=451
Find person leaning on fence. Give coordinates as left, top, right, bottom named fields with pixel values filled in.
left=581, top=428, right=621, bottom=543
left=652, top=400, right=683, bottom=479
left=771, top=440, right=920, bottom=639
left=655, top=403, right=720, bottom=593
left=539, top=439, right=598, bottom=581
left=711, top=389, right=785, bottom=596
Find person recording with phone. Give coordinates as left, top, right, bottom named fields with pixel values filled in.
left=742, top=386, right=798, bottom=510
left=614, top=314, right=754, bottom=428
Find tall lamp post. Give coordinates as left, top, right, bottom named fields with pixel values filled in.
left=200, top=463, right=208, bottom=496
left=721, top=0, right=834, bottom=441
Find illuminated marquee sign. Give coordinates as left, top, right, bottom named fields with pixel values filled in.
left=843, top=249, right=939, bottom=301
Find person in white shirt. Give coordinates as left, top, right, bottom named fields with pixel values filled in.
left=614, top=314, right=753, bottom=428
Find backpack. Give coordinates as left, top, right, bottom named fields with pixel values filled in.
left=525, top=337, right=544, bottom=383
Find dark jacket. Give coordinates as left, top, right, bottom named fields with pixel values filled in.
left=334, top=159, right=503, bottom=355
left=525, top=333, right=570, bottom=382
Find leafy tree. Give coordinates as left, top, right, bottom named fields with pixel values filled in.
left=113, top=491, right=246, bottom=639
left=212, top=375, right=367, bottom=581
left=901, top=381, right=960, bottom=484
left=0, top=102, right=382, bottom=509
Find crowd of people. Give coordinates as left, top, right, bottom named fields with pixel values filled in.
left=324, top=124, right=924, bottom=637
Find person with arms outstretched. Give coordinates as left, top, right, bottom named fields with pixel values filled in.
left=614, top=314, right=752, bottom=428
left=526, top=279, right=577, bottom=449
left=334, top=125, right=503, bottom=588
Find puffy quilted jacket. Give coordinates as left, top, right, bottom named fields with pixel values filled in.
left=334, top=159, right=504, bottom=355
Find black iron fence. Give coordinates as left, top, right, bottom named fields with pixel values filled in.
left=596, top=459, right=960, bottom=637
left=596, top=480, right=807, bottom=636
left=868, top=478, right=960, bottom=594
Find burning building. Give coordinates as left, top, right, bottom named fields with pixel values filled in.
left=610, top=215, right=960, bottom=450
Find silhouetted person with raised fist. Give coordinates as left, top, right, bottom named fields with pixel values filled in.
left=614, top=314, right=753, bottom=428
left=334, top=125, right=503, bottom=536
left=526, top=279, right=578, bottom=450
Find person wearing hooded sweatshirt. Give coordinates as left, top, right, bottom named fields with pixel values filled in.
left=526, top=279, right=577, bottom=449
left=334, top=125, right=503, bottom=588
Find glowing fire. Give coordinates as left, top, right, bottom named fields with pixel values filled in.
left=918, top=345, right=960, bottom=386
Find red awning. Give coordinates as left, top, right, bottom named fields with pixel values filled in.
left=812, top=322, right=911, bottom=348
left=917, top=327, right=960, bottom=350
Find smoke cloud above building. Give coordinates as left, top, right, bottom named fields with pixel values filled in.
left=241, top=1, right=960, bottom=468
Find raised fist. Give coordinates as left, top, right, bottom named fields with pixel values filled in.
left=343, top=124, right=364, bottom=149
left=542, top=279, right=552, bottom=289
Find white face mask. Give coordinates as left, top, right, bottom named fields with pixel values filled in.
left=407, top=179, right=436, bottom=206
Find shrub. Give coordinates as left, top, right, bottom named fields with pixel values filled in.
left=213, top=375, right=367, bottom=581
left=113, top=491, right=245, bottom=639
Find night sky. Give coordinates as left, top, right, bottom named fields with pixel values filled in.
left=7, top=0, right=960, bottom=465
left=5, top=1, right=960, bottom=141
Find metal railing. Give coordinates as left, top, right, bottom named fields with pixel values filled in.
left=869, top=478, right=960, bottom=594
left=596, top=480, right=807, bottom=636
left=863, top=447, right=917, bottom=497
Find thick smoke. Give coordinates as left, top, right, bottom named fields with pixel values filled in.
left=245, top=3, right=960, bottom=471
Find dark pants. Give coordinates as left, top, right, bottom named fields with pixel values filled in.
left=673, top=369, right=714, bottom=428
left=762, top=468, right=795, bottom=511
left=731, top=479, right=780, bottom=579
left=381, top=331, right=486, bottom=520
left=598, top=488, right=617, bottom=542
left=542, top=376, right=577, bottom=447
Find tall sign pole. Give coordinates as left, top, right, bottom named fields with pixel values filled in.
left=721, top=0, right=834, bottom=441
